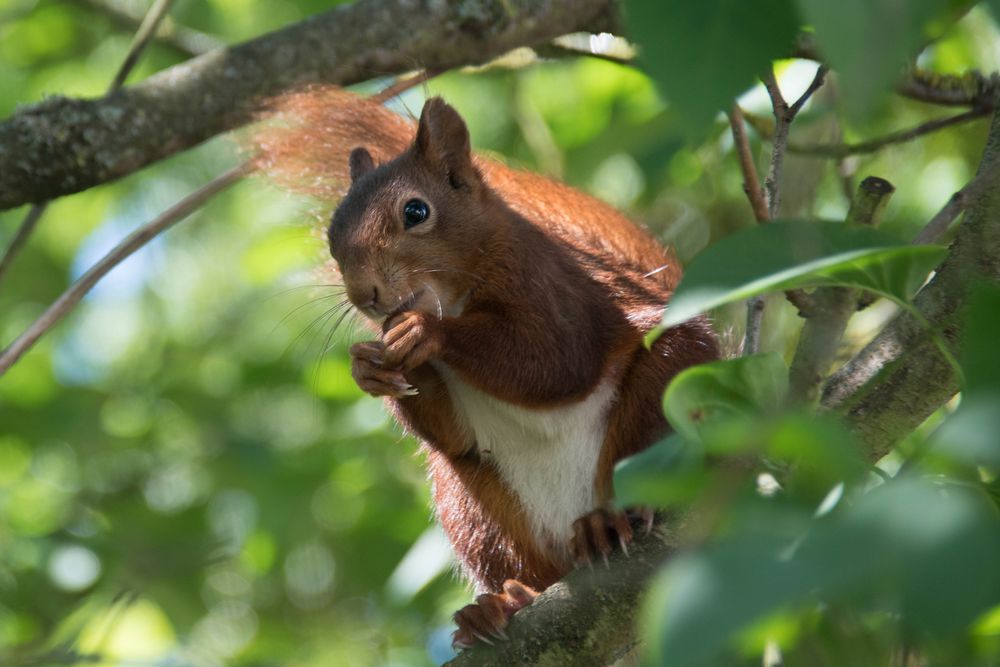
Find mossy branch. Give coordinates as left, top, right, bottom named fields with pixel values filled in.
left=0, top=0, right=619, bottom=211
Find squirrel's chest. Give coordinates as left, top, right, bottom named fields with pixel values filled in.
left=437, top=366, right=617, bottom=550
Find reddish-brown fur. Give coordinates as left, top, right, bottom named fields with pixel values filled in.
left=255, top=88, right=719, bottom=642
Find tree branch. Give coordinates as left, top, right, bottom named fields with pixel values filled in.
left=736, top=65, right=826, bottom=355
left=0, top=204, right=46, bottom=286
left=726, top=105, right=769, bottom=355
left=108, top=0, right=177, bottom=91
left=747, top=107, right=992, bottom=159
left=793, top=33, right=1000, bottom=110
left=0, top=0, right=619, bottom=211
left=727, top=105, right=768, bottom=223
left=787, top=177, right=894, bottom=406
left=445, top=521, right=680, bottom=666
left=0, top=0, right=175, bottom=286
left=0, top=162, right=250, bottom=376
left=911, top=173, right=988, bottom=245
left=822, top=100, right=1000, bottom=461
left=896, top=67, right=1000, bottom=109
left=73, top=0, right=224, bottom=57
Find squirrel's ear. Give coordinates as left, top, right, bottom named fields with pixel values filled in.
left=415, top=97, right=475, bottom=189
left=349, top=147, right=375, bottom=183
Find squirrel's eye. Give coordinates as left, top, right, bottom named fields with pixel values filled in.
left=403, top=199, right=430, bottom=230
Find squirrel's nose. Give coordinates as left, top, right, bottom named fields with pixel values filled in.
left=366, top=286, right=379, bottom=309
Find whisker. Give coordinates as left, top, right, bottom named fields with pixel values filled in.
left=421, top=280, right=443, bottom=319
left=643, top=265, right=670, bottom=279
left=284, top=299, right=354, bottom=358
left=305, top=303, right=354, bottom=395
left=311, top=305, right=361, bottom=395
left=319, top=305, right=359, bottom=357
left=412, top=267, right=485, bottom=283
left=262, top=283, right=346, bottom=302
left=269, top=293, right=345, bottom=337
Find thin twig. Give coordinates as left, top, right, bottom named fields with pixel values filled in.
left=789, top=65, right=828, bottom=117
left=761, top=65, right=825, bottom=217
left=743, top=297, right=766, bottom=355
left=0, top=203, right=47, bottom=283
left=74, top=0, right=222, bottom=57
left=761, top=71, right=790, bottom=219
left=918, top=198, right=966, bottom=246
left=738, top=65, right=827, bottom=354
left=0, top=163, right=250, bottom=377
left=0, top=0, right=176, bottom=288
left=372, top=69, right=442, bottom=105
left=727, top=104, right=770, bottom=354
left=911, top=179, right=981, bottom=246
left=109, top=0, right=176, bottom=91
left=786, top=108, right=989, bottom=158
left=896, top=67, right=1000, bottom=109
left=726, top=105, right=768, bottom=223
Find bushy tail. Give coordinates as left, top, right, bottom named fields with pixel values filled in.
left=251, top=86, right=417, bottom=201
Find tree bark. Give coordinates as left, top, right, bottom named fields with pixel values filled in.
left=821, top=99, right=1000, bottom=461
left=0, top=0, right=618, bottom=211
left=445, top=521, right=681, bottom=667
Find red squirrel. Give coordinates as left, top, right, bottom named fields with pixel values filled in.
left=255, top=88, right=719, bottom=649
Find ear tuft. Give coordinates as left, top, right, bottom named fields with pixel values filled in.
left=414, top=97, right=475, bottom=189
left=349, top=147, right=375, bottom=183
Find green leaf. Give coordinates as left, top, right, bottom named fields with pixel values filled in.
left=613, top=435, right=707, bottom=508
left=663, top=354, right=788, bottom=444
left=641, top=478, right=1000, bottom=666
left=763, top=413, right=867, bottom=500
left=661, top=221, right=947, bottom=328
left=931, top=283, right=1000, bottom=467
left=987, top=0, right=1000, bottom=22
left=960, top=283, right=1000, bottom=396
left=641, top=503, right=823, bottom=667
left=626, top=0, right=801, bottom=137
left=795, top=0, right=952, bottom=117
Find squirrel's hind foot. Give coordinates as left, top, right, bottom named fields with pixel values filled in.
left=451, top=579, right=538, bottom=650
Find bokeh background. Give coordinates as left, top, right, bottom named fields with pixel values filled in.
left=1, top=1, right=998, bottom=665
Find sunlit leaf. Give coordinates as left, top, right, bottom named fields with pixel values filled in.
left=661, top=221, right=946, bottom=328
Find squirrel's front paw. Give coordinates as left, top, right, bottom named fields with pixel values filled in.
left=452, top=579, right=538, bottom=650
left=570, top=506, right=654, bottom=567
left=350, top=341, right=418, bottom=398
left=381, top=310, right=443, bottom=371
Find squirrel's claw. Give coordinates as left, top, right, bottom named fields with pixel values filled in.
left=569, top=506, right=642, bottom=569
left=451, top=579, right=537, bottom=651
left=350, top=341, right=416, bottom=398
left=381, top=310, right=443, bottom=371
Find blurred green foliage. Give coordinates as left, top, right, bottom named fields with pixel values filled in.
left=1, top=0, right=999, bottom=665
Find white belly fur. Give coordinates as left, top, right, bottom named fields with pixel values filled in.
left=436, top=365, right=617, bottom=554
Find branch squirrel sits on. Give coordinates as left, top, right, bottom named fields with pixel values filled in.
left=255, top=89, right=719, bottom=649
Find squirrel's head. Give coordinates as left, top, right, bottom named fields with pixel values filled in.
left=329, top=97, right=494, bottom=323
